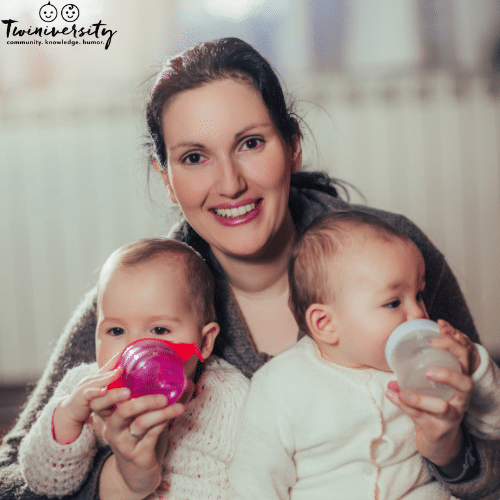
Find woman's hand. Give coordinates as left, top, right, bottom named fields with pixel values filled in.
left=52, top=358, right=124, bottom=445
left=386, top=320, right=478, bottom=474
left=93, top=379, right=194, bottom=499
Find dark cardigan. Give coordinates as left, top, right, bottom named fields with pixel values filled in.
left=1, top=172, right=499, bottom=499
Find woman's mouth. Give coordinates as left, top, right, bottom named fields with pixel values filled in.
left=211, top=199, right=262, bottom=226
left=213, top=202, right=256, bottom=219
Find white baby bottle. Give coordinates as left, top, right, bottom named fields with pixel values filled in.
left=385, top=319, right=460, bottom=400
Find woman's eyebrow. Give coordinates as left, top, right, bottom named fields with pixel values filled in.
left=234, top=122, right=272, bottom=140
left=169, top=123, right=273, bottom=152
left=170, top=141, right=205, bottom=152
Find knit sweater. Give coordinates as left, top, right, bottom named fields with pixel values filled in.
left=230, top=337, right=500, bottom=500
left=19, top=357, right=249, bottom=499
left=1, top=172, right=499, bottom=499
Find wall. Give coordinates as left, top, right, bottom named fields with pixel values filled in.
left=1, top=70, right=499, bottom=381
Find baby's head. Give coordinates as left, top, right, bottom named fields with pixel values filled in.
left=95, top=238, right=219, bottom=378
left=288, top=211, right=428, bottom=370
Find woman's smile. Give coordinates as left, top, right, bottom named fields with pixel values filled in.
left=210, top=198, right=263, bottom=226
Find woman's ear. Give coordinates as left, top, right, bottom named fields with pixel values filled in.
left=305, top=303, right=339, bottom=345
left=152, top=158, right=178, bottom=204
left=290, top=126, right=302, bottom=175
left=152, top=157, right=162, bottom=174
left=199, top=322, right=220, bottom=360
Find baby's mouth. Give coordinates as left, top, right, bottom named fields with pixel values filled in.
left=212, top=200, right=261, bottom=219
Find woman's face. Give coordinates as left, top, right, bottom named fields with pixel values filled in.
left=158, top=78, right=301, bottom=261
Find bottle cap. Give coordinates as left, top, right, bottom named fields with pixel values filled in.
left=385, top=319, right=440, bottom=370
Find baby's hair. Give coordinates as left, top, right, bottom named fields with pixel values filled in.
left=288, top=210, right=411, bottom=335
left=98, top=238, right=216, bottom=325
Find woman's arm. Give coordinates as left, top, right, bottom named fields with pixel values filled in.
left=0, top=288, right=102, bottom=499
left=466, top=344, right=500, bottom=440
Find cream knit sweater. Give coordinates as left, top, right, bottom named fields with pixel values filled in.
left=19, top=356, right=249, bottom=499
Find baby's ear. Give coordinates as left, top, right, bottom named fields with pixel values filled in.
left=305, top=304, right=339, bottom=345
left=200, top=322, right=220, bottom=359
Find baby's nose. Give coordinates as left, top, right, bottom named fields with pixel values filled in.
left=408, top=303, right=428, bottom=321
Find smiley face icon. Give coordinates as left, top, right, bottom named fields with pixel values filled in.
left=39, top=2, right=57, bottom=22
left=61, top=3, right=80, bottom=22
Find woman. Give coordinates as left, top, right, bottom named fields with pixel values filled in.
left=1, top=37, right=498, bottom=499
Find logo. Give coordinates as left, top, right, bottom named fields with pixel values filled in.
left=61, top=4, right=79, bottom=23
left=39, top=2, right=57, bottom=22
left=2, top=2, right=116, bottom=50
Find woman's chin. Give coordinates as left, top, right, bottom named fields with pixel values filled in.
left=211, top=231, right=291, bottom=262
left=212, top=241, right=268, bottom=261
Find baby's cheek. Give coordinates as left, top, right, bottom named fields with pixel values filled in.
left=96, top=341, right=119, bottom=369
left=91, top=414, right=105, bottom=441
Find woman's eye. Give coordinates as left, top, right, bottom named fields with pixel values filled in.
left=416, top=291, right=424, bottom=302
left=151, top=326, right=170, bottom=335
left=182, top=152, right=204, bottom=165
left=108, top=327, right=124, bottom=336
left=385, top=300, right=401, bottom=309
left=241, top=137, right=262, bottom=151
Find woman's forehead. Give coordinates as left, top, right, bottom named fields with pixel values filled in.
left=162, top=78, right=269, bottom=133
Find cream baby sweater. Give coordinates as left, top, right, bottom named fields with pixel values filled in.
left=19, top=356, right=249, bottom=499
left=230, top=336, right=500, bottom=500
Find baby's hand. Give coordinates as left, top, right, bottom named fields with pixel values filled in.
left=53, top=357, right=125, bottom=445
left=434, top=319, right=481, bottom=375
left=386, top=320, right=476, bottom=471
left=93, top=379, right=193, bottom=498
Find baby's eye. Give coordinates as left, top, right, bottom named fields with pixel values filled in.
left=182, top=152, right=205, bottom=165
left=107, top=327, right=124, bottom=336
left=384, top=300, right=401, bottom=309
left=241, top=137, right=263, bottom=151
left=151, top=326, right=170, bottom=335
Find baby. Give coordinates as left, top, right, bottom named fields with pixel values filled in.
left=20, top=238, right=249, bottom=500
left=230, top=210, right=500, bottom=500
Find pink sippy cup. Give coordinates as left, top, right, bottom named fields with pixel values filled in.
left=107, top=338, right=204, bottom=404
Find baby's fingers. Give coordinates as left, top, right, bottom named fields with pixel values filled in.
left=386, top=387, right=449, bottom=418
left=429, top=338, right=467, bottom=374
left=435, top=320, right=480, bottom=374
left=425, top=367, right=473, bottom=396
left=79, top=367, right=124, bottom=403
left=91, top=387, right=131, bottom=417
left=76, top=366, right=124, bottom=400
left=98, top=352, right=122, bottom=373
left=128, top=403, right=185, bottom=441
left=115, top=394, right=170, bottom=421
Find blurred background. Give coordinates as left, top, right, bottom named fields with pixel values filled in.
left=1, top=0, right=499, bottom=434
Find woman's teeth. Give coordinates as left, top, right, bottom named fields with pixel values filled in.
left=214, top=202, right=256, bottom=218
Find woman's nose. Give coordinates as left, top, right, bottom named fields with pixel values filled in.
left=216, top=156, right=246, bottom=198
